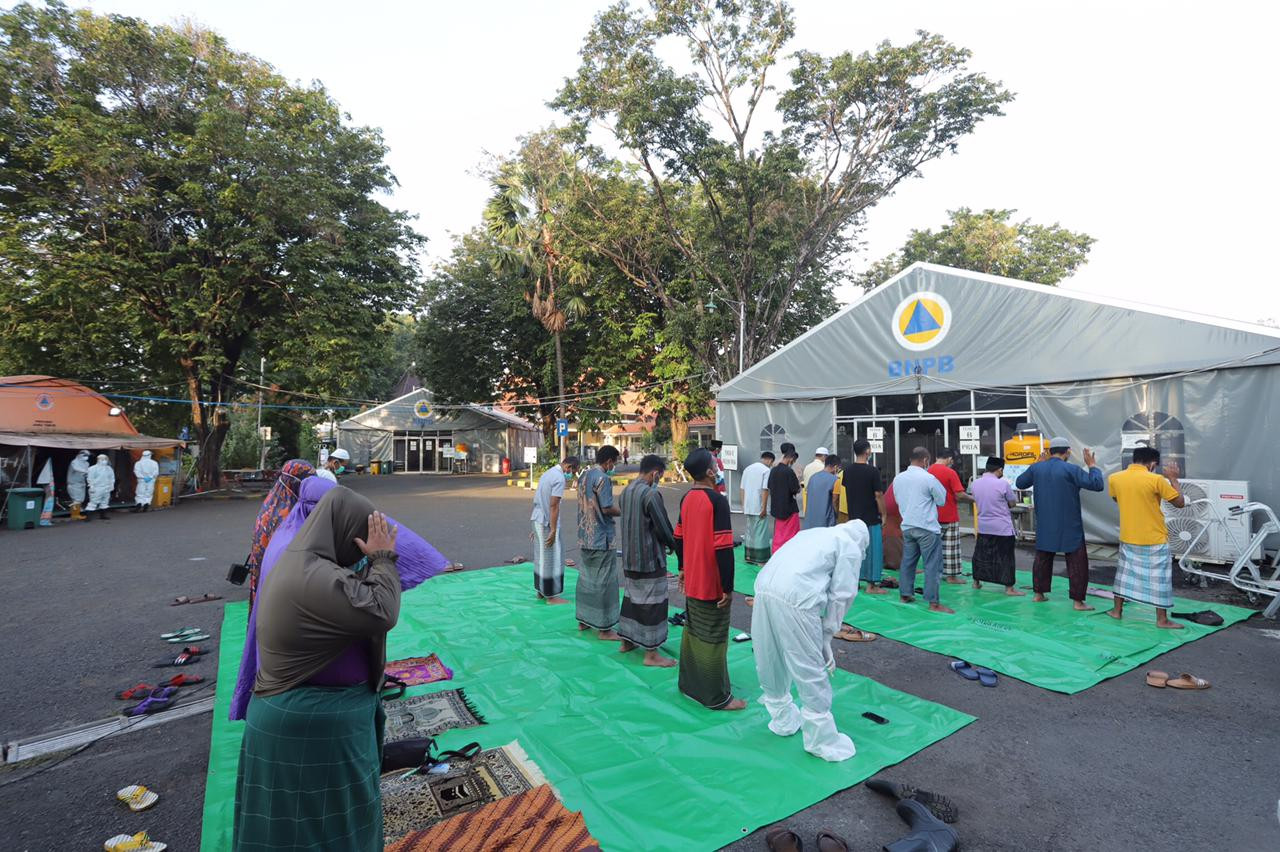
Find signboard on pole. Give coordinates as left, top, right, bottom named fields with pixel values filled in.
left=556, top=419, right=569, bottom=437
left=960, top=439, right=981, bottom=455
left=258, top=426, right=272, bottom=441
left=720, top=445, right=738, bottom=471
left=523, top=446, right=538, bottom=465
left=869, top=439, right=884, bottom=454
left=866, top=427, right=885, bottom=440
left=959, top=425, right=980, bottom=441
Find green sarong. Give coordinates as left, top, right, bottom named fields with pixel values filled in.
left=679, top=597, right=733, bottom=708
left=233, top=685, right=384, bottom=851
left=744, top=515, right=774, bottom=564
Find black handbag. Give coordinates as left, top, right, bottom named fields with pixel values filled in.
left=226, top=555, right=250, bottom=586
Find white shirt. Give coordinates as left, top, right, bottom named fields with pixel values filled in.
left=740, top=461, right=771, bottom=515
left=755, top=521, right=869, bottom=633
left=531, top=466, right=567, bottom=526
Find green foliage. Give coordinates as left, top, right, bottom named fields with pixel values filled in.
left=0, top=2, right=421, bottom=485
left=857, top=208, right=1095, bottom=290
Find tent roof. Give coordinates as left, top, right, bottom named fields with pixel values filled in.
left=717, top=263, right=1280, bottom=402
left=0, top=376, right=184, bottom=449
left=338, top=388, right=540, bottom=433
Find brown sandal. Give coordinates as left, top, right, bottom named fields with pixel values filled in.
left=816, top=830, right=850, bottom=852
left=835, top=627, right=877, bottom=643
left=1145, top=670, right=1169, bottom=687
left=1165, top=672, right=1210, bottom=690
left=765, top=827, right=803, bottom=852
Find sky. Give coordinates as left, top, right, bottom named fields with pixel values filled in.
left=74, top=0, right=1280, bottom=324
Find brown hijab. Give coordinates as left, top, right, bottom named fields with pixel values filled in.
left=253, top=486, right=401, bottom=698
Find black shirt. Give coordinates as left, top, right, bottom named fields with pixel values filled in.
left=842, top=462, right=883, bottom=526
left=766, top=464, right=800, bottom=521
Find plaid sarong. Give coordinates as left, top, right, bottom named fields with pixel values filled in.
left=575, top=548, right=620, bottom=630
left=532, top=521, right=564, bottom=598
left=1114, top=542, right=1174, bottom=608
left=618, top=572, right=668, bottom=651
left=744, top=514, right=774, bottom=564
left=940, top=522, right=962, bottom=576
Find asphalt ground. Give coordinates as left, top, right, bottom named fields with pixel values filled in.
left=0, top=473, right=1276, bottom=851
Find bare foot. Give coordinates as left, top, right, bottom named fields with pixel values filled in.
left=929, top=603, right=956, bottom=614
left=1005, top=587, right=1026, bottom=596
left=597, top=630, right=621, bottom=640
left=745, top=596, right=755, bottom=607
left=1073, top=601, right=1096, bottom=611
left=643, top=651, right=677, bottom=667
left=619, top=639, right=637, bottom=653
left=545, top=595, right=570, bottom=605
left=1105, top=609, right=1122, bottom=620
left=1033, top=593, right=1048, bottom=603
left=720, top=698, right=748, bottom=711
left=944, top=576, right=966, bottom=585
left=972, top=580, right=983, bottom=590
left=865, top=584, right=888, bottom=595
left=899, top=595, right=915, bottom=604
left=578, top=623, right=590, bottom=631
left=1156, top=619, right=1185, bottom=630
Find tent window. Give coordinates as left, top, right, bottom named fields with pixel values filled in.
left=836, top=396, right=873, bottom=417
left=760, top=424, right=788, bottom=453
left=974, top=389, right=1026, bottom=411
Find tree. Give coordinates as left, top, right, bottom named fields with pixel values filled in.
left=856, top=208, right=1095, bottom=289
left=554, top=1, right=1012, bottom=380
left=0, top=3, right=421, bottom=486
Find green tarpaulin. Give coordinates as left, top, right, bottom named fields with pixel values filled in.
left=202, top=564, right=973, bottom=851
left=702, top=551, right=1253, bottom=694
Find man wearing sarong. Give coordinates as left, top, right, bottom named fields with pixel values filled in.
left=752, top=520, right=868, bottom=761
left=531, top=456, right=581, bottom=605
left=618, top=455, right=679, bottom=666
left=740, top=451, right=775, bottom=564
left=768, top=444, right=802, bottom=553
left=969, top=457, right=1023, bottom=596
left=802, top=455, right=840, bottom=530
left=576, top=446, right=622, bottom=638
left=1107, top=447, right=1185, bottom=628
left=234, top=488, right=400, bottom=852
left=843, top=440, right=887, bottom=593
left=674, top=449, right=747, bottom=711
left=1015, top=437, right=1104, bottom=611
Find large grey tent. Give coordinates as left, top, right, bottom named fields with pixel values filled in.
left=716, top=263, right=1280, bottom=545
left=337, top=388, right=540, bottom=474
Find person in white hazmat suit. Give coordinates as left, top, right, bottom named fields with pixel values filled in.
left=751, top=519, right=869, bottom=761
left=131, top=450, right=160, bottom=511
left=85, top=454, right=116, bottom=519
left=67, top=450, right=91, bottom=510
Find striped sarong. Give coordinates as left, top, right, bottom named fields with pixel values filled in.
left=744, top=515, right=774, bottom=564
left=233, top=685, right=384, bottom=851
left=619, top=572, right=668, bottom=650
left=532, top=521, right=563, bottom=598
left=940, top=522, right=962, bottom=576
left=1114, top=542, right=1174, bottom=608
left=678, top=597, right=733, bottom=709
left=575, top=548, right=620, bottom=630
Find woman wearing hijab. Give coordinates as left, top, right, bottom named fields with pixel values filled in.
left=673, top=449, right=747, bottom=711
left=233, top=487, right=400, bottom=852
left=245, top=459, right=315, bottom=606
left=229, top=476, right=450, bottom=721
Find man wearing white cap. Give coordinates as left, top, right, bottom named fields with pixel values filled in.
left=326, top=448, right=351, bottom=476
left=751, top=520, right=869, bottom=761
left=801, top=447, right=829, bottom=518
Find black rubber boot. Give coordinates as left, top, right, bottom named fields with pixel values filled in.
left=882, top=799, right=958, bottom=852
left=130, top=503, right=141, bottom=513
left=100, top=509, right=111, bottom=520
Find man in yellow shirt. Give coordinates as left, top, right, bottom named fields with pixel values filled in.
left=1106, top=446, right=1185, bottom=628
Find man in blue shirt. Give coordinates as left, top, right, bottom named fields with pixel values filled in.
left=895, top=447, right=951, bottom=613
left=1015, top=437, right=1103, bottom=610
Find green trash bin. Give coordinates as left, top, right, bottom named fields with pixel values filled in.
left=6, top=487, right=45, bottom=531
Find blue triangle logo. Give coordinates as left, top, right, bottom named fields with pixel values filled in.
left=902, top=301, right=941, bottom=335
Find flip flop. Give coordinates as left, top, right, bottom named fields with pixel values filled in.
left=122, top=688, right=175, bottom=717
left=765, top=827, right=803, bottom=852
left=169, top=594, right=222, bottom=606
left=835, top=627, right=877, bottom=642
left=732, top=632, right=751, bottom=643
left=116, top=784, right=159, bottom=812
left=103, top=832, right=167, bottom=852
left=177, top=646, right=208, bottom=656
left=1145, top=670, right=1169, bottom=688
left=1166, top=673, right=1210, bottom=690
left=153, top=651, right=201, bottom=667
left=163, top=674, right=205, bottom=687
left=973, top=665, right=998, bottom=687
left=444, top=562, right=465, bottom=573
left=115, top=683, right=154, bottom=701
left=159, top=627, right=201, bottom=640
left=950, top=660, right=979, bottom=681
left=165, top=633, right=209, bottom=643
left=565, top=558, right=577, bottom=567
left=816, top=830, right=850, bottom=852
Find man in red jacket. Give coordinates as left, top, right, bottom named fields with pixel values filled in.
left=928, top=448, right=975, bottom=585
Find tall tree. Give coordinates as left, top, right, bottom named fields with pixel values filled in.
left=856, top=208, right=1095, bottom=290
left=0, top=3, right=421, bottom=486
left=554, top=0, right=1012, bottom=381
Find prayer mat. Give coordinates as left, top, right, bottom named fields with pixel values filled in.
left=384, top=654, right=454, bottom=687
left=384, top=784, right=600, bottom=852
left=203, top=570, right=973, bottom=852
left=383, top=688, right=485, bottom=742
left=381, top=740, right=547, bottom=842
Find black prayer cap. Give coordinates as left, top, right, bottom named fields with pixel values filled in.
left=684, top=448, right=716, bottom=480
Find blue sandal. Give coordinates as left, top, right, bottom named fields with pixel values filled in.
left=949, top=660, right=979, bottom=681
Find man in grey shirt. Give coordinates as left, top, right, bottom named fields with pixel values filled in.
left=894, top=446, right=951, bottom=613
left=531, top=456, right=580, bottom=604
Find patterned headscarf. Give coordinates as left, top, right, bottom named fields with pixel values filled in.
left=246, top=459, right=315, bottom=601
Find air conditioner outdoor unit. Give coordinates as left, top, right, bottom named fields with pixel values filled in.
left=1163, top=479, right=1252, bottom=564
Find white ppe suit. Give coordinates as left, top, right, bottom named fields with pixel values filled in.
left=85, top=455, right=115, bottom=511
left=67, top=451, right=91, bottom=505
left=133, top=450, right=160, bottom=506
left=750, top=519, right=868, bottom=762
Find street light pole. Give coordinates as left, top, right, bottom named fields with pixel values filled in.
left=738, top=300, right=745, bottom=375
left=256, top=356, right=266, bottom=470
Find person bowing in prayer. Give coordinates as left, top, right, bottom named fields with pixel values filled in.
left=618, top=454, right=679, bottom=666
left=674, top=449, right=747, bottom=711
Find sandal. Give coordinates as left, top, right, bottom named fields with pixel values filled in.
left=177, top=646, right=208, bottom=657
left=1165, top=672, right=1210, bottom=690
left=950, top=660, right=979, bottom=681
left=765, top=827, right=803, bottom=852
left=1145, top=670, right=1169, bottom=688
left=116, top=784, right=159, bottom=812
left=115, top=683, right=155, bottom=701
left=816, top=830, right=850, bottom=852
left=103, top=832, right=167, bottom=852
left=835, top=627, right=877, bottom=643
left=122, top=688, right=175, bottom=717
left=169, top=594, right=222, bottom=606
left=973, top=665, right=998, bottom=688
left=165, top=633, right=209, bottom=643
left=153, top=651, right=201, bottom=668
left=163, top=674, right=205, bottom=688
left=159, top=627, right=201, bottom=640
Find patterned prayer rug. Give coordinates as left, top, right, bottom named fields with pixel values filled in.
left=381, top=741, right=547, bottom=842
left=384, top=653, right=454, bottom=686
left=383, top=783, right=600, bottom=852
left=382, top=688, right=485, bottom=742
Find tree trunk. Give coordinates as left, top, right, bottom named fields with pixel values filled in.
left=182, top=358, right=231, bottom=490
left=554, top=330, right=567, bottom=460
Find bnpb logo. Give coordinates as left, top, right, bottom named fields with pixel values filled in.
left=891, top=292, right=951, bottom=351
left=413, top=399, right=432, bottom=419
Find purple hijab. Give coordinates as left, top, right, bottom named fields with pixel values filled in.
left=229, top=476, right=449, bottom=720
